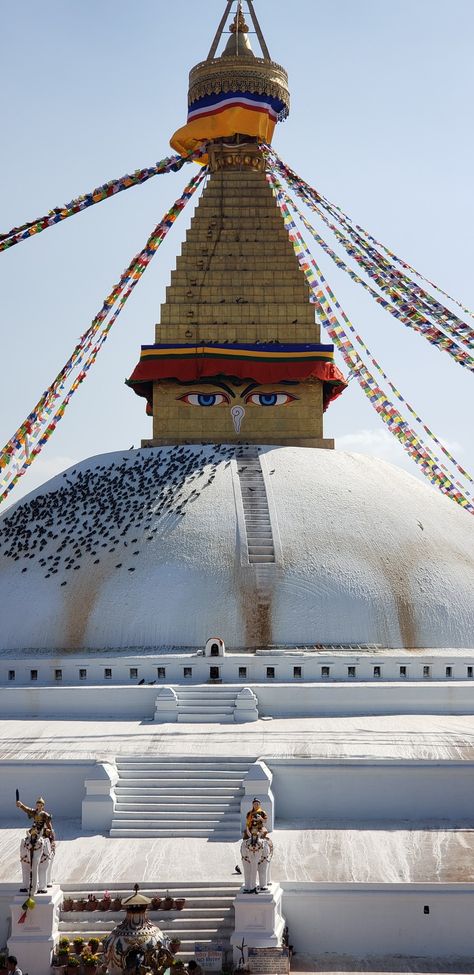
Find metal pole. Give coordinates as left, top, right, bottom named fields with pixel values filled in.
left=246, top=0, right=271, bottom=59
left=207, top=0, right=234, bottom=60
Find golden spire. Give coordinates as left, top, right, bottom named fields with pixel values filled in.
left=222, top=2, right=254, bottom=58
left=230, top=3, right=249, bottom=34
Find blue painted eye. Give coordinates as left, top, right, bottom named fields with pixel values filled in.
left=178, top=392, right=229, bottom=406
left=245, top=392, right=297, bottom=406
left=198, top=394, right=217, bottom=406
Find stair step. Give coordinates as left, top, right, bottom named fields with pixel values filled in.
left=177, top=714, right=235, bottom=723
left=59, top=918, right=233, bottom=931
left=117, top=775, right=244, bottom=783
left=115, top=779, right=241, bottom=799
left=173, top=690, right=240, bottom=696
left=116, top=762, right=249, bottom=769
left=115, top=803, right=239, bottom=812
left=110, top=828, right=239, bottom=837
left=176, top=708, right=234, bottom=715
left=110, top=809, right=240, bottom=826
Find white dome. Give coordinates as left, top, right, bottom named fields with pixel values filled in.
left=0, top=445, right=472, bottom=651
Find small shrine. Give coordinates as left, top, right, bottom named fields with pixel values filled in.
left=103, top=885, right=174, bottom=975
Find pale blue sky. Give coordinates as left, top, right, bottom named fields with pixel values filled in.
left=1, top=0, right=473, bottom=504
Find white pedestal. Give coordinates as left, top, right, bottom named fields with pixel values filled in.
left=231, top=883, right=285, bottom=965
left=8, top=886, right=62, bottom=975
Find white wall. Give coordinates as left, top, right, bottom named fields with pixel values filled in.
left=1, top=651, right=474, bottom=688
left=281, top=883, right=474, bottom=957
left=0, top=685, right=158, bottom=719
left=0, top=886, right=16, bottom=950
left=254, top=681, right=474, bottom=716
left=0, top=761, right=95, bottom=820
left=268, top=759, right=474, bottom=822
left=1, top=680, right=474, bottom=719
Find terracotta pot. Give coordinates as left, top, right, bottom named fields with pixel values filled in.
left=112, top=897, right=122, bottom=911
left=151, top=896, right=162, bottom=910
left=162, top=896, right=174, bottom=911
left=174, top=897, right=186, bottom=911
left=62, top=898, right=74, bottom=912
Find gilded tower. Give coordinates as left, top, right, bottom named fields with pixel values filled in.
left=128, top=1, right=346, bottom=446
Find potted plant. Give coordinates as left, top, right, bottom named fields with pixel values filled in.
left=83, top=953, right=100, bottom=974
left=57, top=949, right=69, bottom=969
left=87, top=894, right=99, bottom=911
left=62, top=897, right=74, bottom=912
left=73, top=898, right=86, bottom=911
left=151, top=895, right=162, bottom=910
left=72, top=937, right=85, bottom=956
left=100, top=890, right=111, bottom=911
left=174, top=897, right=186, bottom=911
left=112, top=896, right=122, bottom=911
left=169, top=938, right=181, bottom=954
left=66, top=956, right=80, bottom=974
left=88, top=938, right=101, bottom=954
left=162, top=891, right=174, bottom=911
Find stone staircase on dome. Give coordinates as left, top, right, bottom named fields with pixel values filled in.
left=236, top=447, right=276, bottom=564
left=58, top=881, right=240, bottom=961
left=110, top=756, right=252, bottom=838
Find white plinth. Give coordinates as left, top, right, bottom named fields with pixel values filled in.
left=231, top=883, right=285, bottom=965
left=8, top=885, right=62, bottom=975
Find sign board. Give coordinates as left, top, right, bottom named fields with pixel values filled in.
left=247, top=947, right=290, bottom=974
left=195, top=942, right=224, bottom=971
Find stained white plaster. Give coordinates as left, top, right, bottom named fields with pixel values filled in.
left=0, top=822, right=473, bottom=886
left=0, top=447, right=472, bottom=651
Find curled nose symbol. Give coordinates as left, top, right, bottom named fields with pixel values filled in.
left=231, top=405, right=245, bottom=433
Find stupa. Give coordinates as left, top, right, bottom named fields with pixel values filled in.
left=1, top=3, right=474, bottom=971
left=0, top=1, right=471, bottom=653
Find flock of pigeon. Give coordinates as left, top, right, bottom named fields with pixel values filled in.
left=0, top=443, right=238, bottom=586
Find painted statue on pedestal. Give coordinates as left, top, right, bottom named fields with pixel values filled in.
left=16, top=795, right=55, bottom=894
left=240, top=799, right=273, bottom=894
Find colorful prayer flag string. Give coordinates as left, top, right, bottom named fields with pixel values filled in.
left=268, top=178, right=473, bottom=489
left=267, top=169, right=473, bottom=515
left=0, top=148, right=203, bottom=254
left=265, top=147, right=474, bottom=357
left=0, top=167, right=207, bottom=504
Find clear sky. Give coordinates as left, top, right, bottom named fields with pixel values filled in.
left=1, top=0, right=473, bottom=505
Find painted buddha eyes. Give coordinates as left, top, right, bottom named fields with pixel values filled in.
left=178, top=393, right=228, bottom=407
left=178, top=391, right=297, bottom=407
left=246, top=392, right=296, bottom=406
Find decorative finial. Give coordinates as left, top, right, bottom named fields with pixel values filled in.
left=230, top=4, right=249, bottom=34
